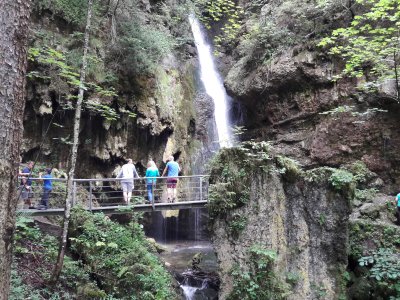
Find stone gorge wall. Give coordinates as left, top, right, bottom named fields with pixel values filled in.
left=22, top=2, right=214, bottom=178
left=219, top=0, right=400, bottom=194
left=208, top=147, right=351, bottom=299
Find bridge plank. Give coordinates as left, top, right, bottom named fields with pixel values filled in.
left=17, top=201, right=208, bottom=216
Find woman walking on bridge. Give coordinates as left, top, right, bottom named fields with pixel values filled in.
left=145, top=160, right=159, bottom=203
left=117, top=159, right=140, bottom=205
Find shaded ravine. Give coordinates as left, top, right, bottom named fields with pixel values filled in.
left=145, top=15, right=238, bottom=299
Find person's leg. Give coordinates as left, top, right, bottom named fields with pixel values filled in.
left=397, top=207, right=400, bottom=225
left=147, top=184, right=153, bottom=202
left=41, top=189, right=50, bottom=209
left=167, top=188, right=173, bottom=202
left=121, top=182, right=128, bottom=203
left=173, top=188, right=177, bottom=202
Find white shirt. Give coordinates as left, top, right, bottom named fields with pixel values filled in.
left=117, top=163, right=139, bottom=182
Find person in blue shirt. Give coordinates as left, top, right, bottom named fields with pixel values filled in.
left=39, top=168, right=53, bottom=209
left=396, top=193, right=400, bottom=225
left=162, top=156, right=181, bottom=202
left=145, top=160, right=160, bottom=203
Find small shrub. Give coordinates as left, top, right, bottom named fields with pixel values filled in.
left=228, top=245, right=291, bottom=300
left=329, top=169, right=354, bottom=191
left=228, top=214, right=247, bottom=238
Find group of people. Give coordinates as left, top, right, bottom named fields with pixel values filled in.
left=117, top=156, right=180, bottom=204
left=17, top=156, right=180, bottom=209
left=18, top=161, right=53, bottom=210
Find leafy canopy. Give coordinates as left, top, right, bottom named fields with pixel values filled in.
left=319, top=0, right=400, bottom=100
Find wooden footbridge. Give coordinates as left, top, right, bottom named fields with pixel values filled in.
left=17, top=175, right=210, bottom=216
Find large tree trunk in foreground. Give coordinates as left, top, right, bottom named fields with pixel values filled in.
left=50, top=0, right=93, bottom=283
left=0, top=1, right=31, bottom=298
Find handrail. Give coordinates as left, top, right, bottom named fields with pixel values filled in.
left=19, top=175, right=210, bottom=182
left=16, top=175, right=210, bottom=212
left=73, top=175, right=210, bottom=182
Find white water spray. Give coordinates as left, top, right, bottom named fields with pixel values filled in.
left=189, top=15, right=233, bottom=148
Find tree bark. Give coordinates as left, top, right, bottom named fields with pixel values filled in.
left=0, top=0, right=31, bottom=298
left=50, top=0, right=93, bottom=283
left=0, top=0, right=30, bottom=300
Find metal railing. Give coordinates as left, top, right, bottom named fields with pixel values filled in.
left=16, top=175, right=210, bottom=211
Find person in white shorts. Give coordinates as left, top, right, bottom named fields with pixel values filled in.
left=117, top=159, right=140, bottom=204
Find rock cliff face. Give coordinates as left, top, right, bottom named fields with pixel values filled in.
left=218, top=0, right=400, bottom=193
left=209, top=1, right=400, bottom=298
left=208, top=147, right=351, bottom=299
left=22, top=1, right=214, bottom=178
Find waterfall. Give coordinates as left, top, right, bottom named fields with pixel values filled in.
left=189, top=15, right=233, bottom=148
left=180, top=277, right=210, bottom=300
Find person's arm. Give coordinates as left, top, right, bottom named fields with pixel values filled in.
left=116, top=168, right=123, bottom=178
left=145, top=169, right=149, bottom=178
left=133, top=166, right=140, bottom=179
left=162, top=164, right=168, bottom=177
left=19, top=168, right=30, bottom=176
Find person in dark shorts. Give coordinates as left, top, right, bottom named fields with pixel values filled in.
left=396, top=193, right=400, bottom=225
left=39, top=168, right=53, bottom=209
left=19, top=161, right=34, bottom=208
left=162, top=156, right=180, bottom=202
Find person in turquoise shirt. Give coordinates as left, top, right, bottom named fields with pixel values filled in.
left=145, top=160, right=159, bottom=203
left=396, top=193, right=400, bottom=225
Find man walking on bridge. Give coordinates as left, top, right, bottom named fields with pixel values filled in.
left=117, top=159, right=140, bottom=205
left=162, top=156, right=180, bottom=203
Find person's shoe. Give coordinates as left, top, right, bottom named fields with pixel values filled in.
left=172, top=198, right=176, bottom=203
left=167, top=198, right=171, bottom=203
left=28, top=206, right=35, bottom=209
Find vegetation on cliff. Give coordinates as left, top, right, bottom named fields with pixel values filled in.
left=11, top=209, right=177, bottom=299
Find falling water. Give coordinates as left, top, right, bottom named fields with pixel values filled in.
left=189, top=15, right=233, bottom=148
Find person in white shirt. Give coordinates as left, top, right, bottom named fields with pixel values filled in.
left=117, top=159, right=140, bottom=204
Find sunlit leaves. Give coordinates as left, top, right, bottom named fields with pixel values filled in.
left=197, top=0, right=244, bottom=51
left=319, top=0, right=400, bottom=99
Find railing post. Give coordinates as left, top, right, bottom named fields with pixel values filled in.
left=89, top=180, right=93, bottom=211
left=72, top=180, right=77, bottom=207
left=151, top=182, right=155, bottom=210
left=199, top=176, right=203, bottom=202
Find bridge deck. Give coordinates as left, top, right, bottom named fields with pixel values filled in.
left=16, top=175, right=210, bottom=215
left=17, top=200, right=208, bottom=216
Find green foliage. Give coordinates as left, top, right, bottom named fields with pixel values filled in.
left=358, top=248, right=400, bottom=298
left=319, top=105, right=387, bottom=119
left=350, top=221, right=400, bottom=258
left=69, top=207, right=177, bottom=299
left=228, top=245, right=291, bottom=300
left=276, top=155, right=303, bottom=181
left=319, top=0, right=400, bottom=99
left=197, top=0, right=244, bottom=50
left=355, top=188, right=379, bottom=202
left=33, top=0, right=100, bottom=26
left=359, top=248, right=400, bottom=281
left=311, top=282, right=328, bottom=299
left=228, top=213, right=247, bottom=238
left=114, top=21, right=175, bottom=74
left=318, top=213, right=327, bottom=226
left=207, top=142, right=272, bottom=219
left=236, top=17, right=295, bottom=64
left=28, top=46, right=138, bottom=122
left=11, top=216, right=103, bottom=299
left=329, top=169, right=354, bottom=191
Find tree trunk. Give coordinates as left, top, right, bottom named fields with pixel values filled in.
left=0, top=0, right=31, bottom=298
left=50, top=0, right=93, bottom=283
